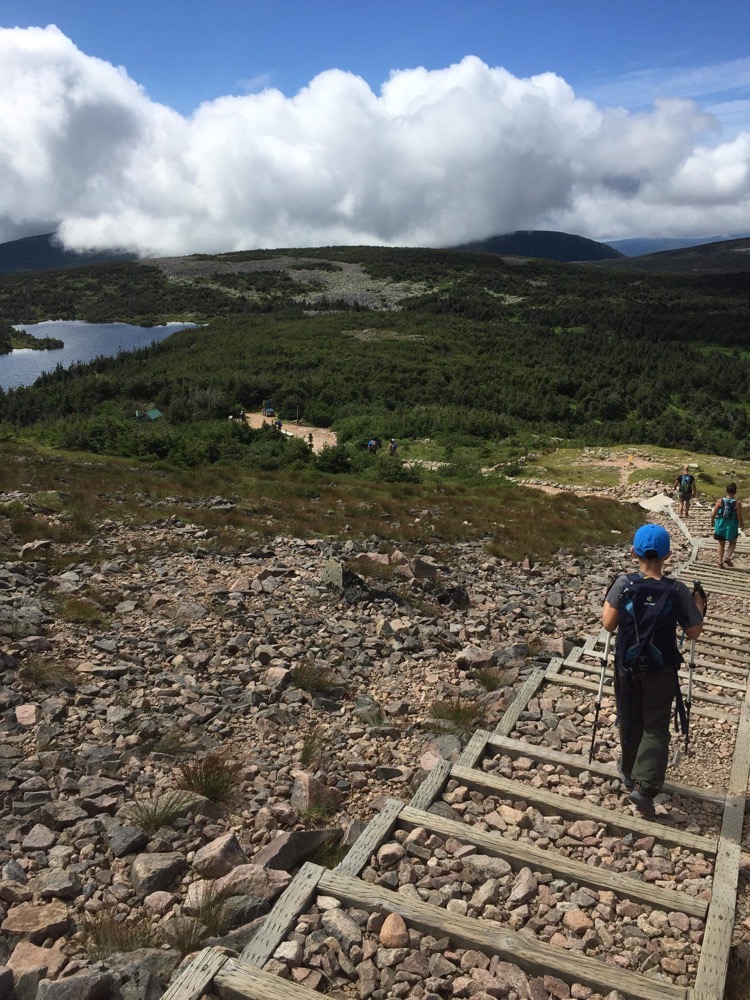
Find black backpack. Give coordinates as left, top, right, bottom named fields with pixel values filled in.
left=615, top=574, right=681, bottom=674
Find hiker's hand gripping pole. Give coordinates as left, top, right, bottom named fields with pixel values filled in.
left=588, top=630, right=612, bottom=763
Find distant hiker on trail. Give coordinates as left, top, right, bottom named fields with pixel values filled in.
left=673, top=465, right=696, bottom=517
left=275, top=419, right=282, bottom=432
left=308, top=432, right=314, bottom=451
left=602, top=524, right=704, bottom=819
left=387, top=438, right=398, bottom=456
left=367, top=438, right=379, bottom=454
left=711, top=483, right=744, bottom=568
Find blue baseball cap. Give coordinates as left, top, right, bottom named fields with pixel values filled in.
left=633, top=524, right=671, bottom=558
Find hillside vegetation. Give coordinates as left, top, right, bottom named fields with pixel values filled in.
left=0, top=246, right=749, bottom=467
left=452, top=229, right=622, bottom=261
left=595, top=236, right=750, bottom=273
left=0, top=232, right=136, bottom=276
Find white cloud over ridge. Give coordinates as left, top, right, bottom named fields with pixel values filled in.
left=1, top=24, right=749, bottom=255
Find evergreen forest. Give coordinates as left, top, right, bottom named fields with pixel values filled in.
left=0, top=246, right=749, bottom=469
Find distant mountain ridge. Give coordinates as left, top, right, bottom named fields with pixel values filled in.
left=605, top=234, right=750, bottom=257
left=450, top=230, right=623, bottom=262
left=594, top=237, right=750, bottom=274
left=0, top=233, right=136, bottom=276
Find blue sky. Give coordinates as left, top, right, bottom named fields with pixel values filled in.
left=4, top=0, right=750, bottom=116
left=0, top=1, right=749, bottom=251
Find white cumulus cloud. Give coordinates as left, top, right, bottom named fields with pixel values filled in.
left=1, top=24, right=749, bottom=254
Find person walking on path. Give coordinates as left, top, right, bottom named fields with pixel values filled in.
left=387, top=438, right=398, bottom=456
left=602, top=524, right=704, bottom=818
left=711, top=483, right=744, bottom=568
left=673, top=465, right=696, bottom=518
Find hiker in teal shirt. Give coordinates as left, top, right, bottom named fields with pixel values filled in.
left=711, top=483, right=744, bottom=568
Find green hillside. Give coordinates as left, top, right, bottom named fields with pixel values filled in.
left=0, top=233, right=136, bottom=276
left=0, top=246, right=749, bottom=465
left=452, top=230, right=623, bottom=262
left=595, top=237, right=750, bottom=273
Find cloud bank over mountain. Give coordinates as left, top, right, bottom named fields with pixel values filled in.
left=1, top=24, right=749, bottom=255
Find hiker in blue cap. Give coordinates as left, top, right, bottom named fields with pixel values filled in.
left=601, top=523, right=704, bottom=818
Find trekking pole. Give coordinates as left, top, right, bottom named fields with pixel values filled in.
left=588, top=630, right=612, bottom=763
left=684, top=638, right=695, bottom=755
left=683, top=580, right=707, bottom=755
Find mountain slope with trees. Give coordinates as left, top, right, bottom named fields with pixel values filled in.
left=451, top=230, right=622, bottom=261
left=594, top=237, right=750, bottom=273
left=0, top=233, right=136, bottom=276
left=0, top=245, right=748, bottom=465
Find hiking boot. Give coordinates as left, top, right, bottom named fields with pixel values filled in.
left=629, top=785, right=656, bottom=819
left=616, top=759, right=635, bottom=790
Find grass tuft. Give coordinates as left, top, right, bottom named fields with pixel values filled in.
left=50, top=593, right=107, bottom=626
left=427, top=696, right=485, bottom=740
left=175, top=751, right=243, bottom=803
left=473, top=667, right=516, bottom=692
left=127, top=790, right=194, bottom=833
left=290, top=662, right=341, bottom=695
left=160, top=915, right=210, bottom=956
left=298, top=804, right=337, bottom=829
left=19, top=654, right=78, bottom=691
left=300, top=726, right=326, bottom=769
left=162, top=884, right=229, bottom=954
left=307, top=836, right=347, bottom=869
left=357, top=707, right=393, bottom=729
left=85, top=908, right=157, bottom=960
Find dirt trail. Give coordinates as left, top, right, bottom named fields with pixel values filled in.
left=609, top=454, right=657, bottom=485
left=244, top=412, right=337, bottom=453
left=517, top=454, right=665, bottom=497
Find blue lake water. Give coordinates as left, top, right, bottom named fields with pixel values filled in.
left=0, top=320, right=195, bottom=390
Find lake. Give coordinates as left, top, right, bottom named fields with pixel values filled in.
left=0, top=320, right=196, bottom=390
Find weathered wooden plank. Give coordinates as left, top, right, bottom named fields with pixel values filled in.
left=584, top=644, right=750, bottom=680
left=545, top=657, right=563, bottom=677
left=702, top=623, right=750, bottom=641
left=240, top=863, right=323, bottom=968
left=336, top=799, right=403, bottom=876
left=551, top=671, right=739, bottom=722
left=317, top=869, right=686, bottom=1000
left=409, top=757, right=451, bottom=811
left=566, top=652, right=745, bottom=697
left=486, top=733, right=726, bottom=805
left=398, top=804, right=708, bottom=919
left=450, top=764, right=717, bottom=854
left=494, top=668, right=546, bottom=736
left=693, top=700, right=750, bottom=999
left=698, top=635, right=750, bottom=656
left=457, top=729, right=490, bottom=769
left=162, top=947, right=228, bottom=1000
left=711, top=610, right=747, bottom=628
left=215, top=957, right=326, bottom=999
left=675, top=579, right=750, bottom=599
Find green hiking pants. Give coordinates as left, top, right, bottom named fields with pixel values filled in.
left=614, top=663, right=676, bottom=797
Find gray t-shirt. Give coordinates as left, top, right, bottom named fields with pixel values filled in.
left=605, top=574, right=703, bottom=630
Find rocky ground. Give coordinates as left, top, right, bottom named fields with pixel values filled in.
left=0, top=484, right=748, bottom=999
